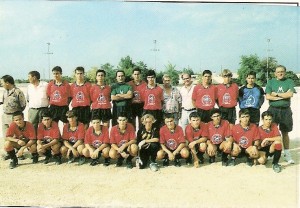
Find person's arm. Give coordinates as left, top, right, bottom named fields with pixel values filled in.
left=161, top=143, right=174, bottom=160
left=73, top=139, right=83, bottom=148
left=271, top=90, right=293, bottom=99
left=85, top=143, right=94, bottom=154
left=173, top=143, right=186, bottom=155
left=261, top=135, right=282, bottom=147
left=97, top=143, right=109, bottom=152
left=42, top=139, right=58, bottom=149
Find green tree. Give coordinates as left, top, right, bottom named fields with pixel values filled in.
left=259, top=57, right=278, bottom=86
left=163, top=62, right=180, bottom=85
left=117, top=55, right=135, bottom=82
left=182, top=66, right=194, bottom=76
left=135, top=61, right=149, bottom=81
left=237, top=54, right=261, bottom=86
left=284, top=71, right=300, bottom=86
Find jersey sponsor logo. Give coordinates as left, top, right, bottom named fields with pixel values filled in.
left=69, top=136, right=78, bottom=143
left=148, top=94, right=155, bottom=105
left=202, top=95, right=212, bottom=106
left=76, top=91, right=84, bottom=101
left=133, top=91, right=140, bottom=101
left=52, top=90, right=61, bottom=101
left=118, top=139, right=127, bottom=147
left=278, top=87, right=284, bottom=93
left=222, top=93, right=231, bottom=104
left=245, top=95, right=255, bottom=106
left=212, top=134, right=222, bottom=144
left=43, top=136, right=52, bottom=143
left=97, top=93, right=106, bottom=104
left=239, top=136, right=249, bottom=148
left=93, top=140, right=102, bottom=148
left=166, top=138, right=177, bottom=150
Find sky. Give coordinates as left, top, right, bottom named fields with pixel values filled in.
left=0, top=1, right=299, bottom=80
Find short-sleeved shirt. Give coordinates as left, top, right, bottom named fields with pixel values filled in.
left=70, top=82, right=92, bottom=107
left=27, top=81, right=49, bottom=108
left=180, top=84, right=195, bottom=110
left=62, top=122, right=85, bottom=143
left=217, top=83, right=239, bottom=108
left=6, top=121, right=36, bottom=140
left=111, top=83, right=132, bottom=107
left=47, top=80, right=71, bottom=106
left=127, top=80, right=147, bottom=104
left=110, top=123, right=136, bottom=147
left=207, top=120, right=231, bottom=144
left=2, top=87, right=26, bottom=114
left=192, top=84, right=217, bottom=110
left=232, top=123, right=260, bottom=149
left=265, top=78, right=296, bottom=107
left=162, top=86, right=182, bottom=113
left=160, top=125, right=185, bottom=150
left=137, top=126, right=159, bottom=144
left=37, top=121, right=61, bottom=142
left=185, top=122, right=208, bottom=143
left=85, top=126, right=110, bottom=148
left=90, top=85, right=112, bottom=109
left=239, top=84, right=265, bottom=109
left=258, top=123, right=281, bottom=140
left=141, top=85, right=163, bottom=110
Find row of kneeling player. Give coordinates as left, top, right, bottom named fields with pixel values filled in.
left=4, top=108, right=283, bottom=173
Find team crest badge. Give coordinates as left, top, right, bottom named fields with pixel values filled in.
left=202, top=95, right=212, bottom=106
left=97, top=93, right=106, bottom=103
left=148, top=94, right=155, bottom=105
left=69, top=136, right=78, bottom=143
left=44, top=136, right=52, bottom=143
left=167, top=139, right=177, bottom=150
left=239, top=136, right=249, bottom=148
left=53, top=90, right=61, bottom=101
left=212, top=134, right=222, bottom=144
left=76, top=91, right=84, bottom=101
left=93, top=140, right=102, bottom=148
left=245, top=95, right=255, bottom=106
left=223, top=93, right=231, bottom=104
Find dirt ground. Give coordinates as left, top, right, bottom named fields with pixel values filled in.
left=0, top=86, right=299, bottom=207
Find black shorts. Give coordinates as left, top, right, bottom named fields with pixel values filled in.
left=245, top=107, right=260, bottom=125
left=112, top=105, right=132, bottom=126
left=72, top=106, right=91, bottom=125
left=219, top=107, right=236, bottom=124
left=196, top=108, right=211, bottom=123
left=268, top=106, right=293, bottom=132
left=132, top=103, right=144, bottom=118
left=49, top=105, right=69, bottom=123
left=91, top=108, right=112, bottom=122
left=260, top=145, right=274, bottom=157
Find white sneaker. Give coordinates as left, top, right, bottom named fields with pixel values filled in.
left=284, top=150, right=295, bottom=164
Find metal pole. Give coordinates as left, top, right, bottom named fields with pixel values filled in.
left=151, top=40, right=159, bottom=70
left=45, top=43, right=53, bottom=80
left=266, top=39, right=270, bottom=82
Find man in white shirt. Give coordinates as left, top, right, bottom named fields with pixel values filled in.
left=179, top=73, right=196, bottom=133
left=27, top=71, right=49, bottom=130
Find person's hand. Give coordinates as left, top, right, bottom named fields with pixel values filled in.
left=168, top=152, right=175, bottom=161
left=72, top=148, right=79, bottom=157
left=138, top=140, right=146, bottom=149
left=91, top=150, right=99, bottom=159
left=248, top=146, right=259, bottom=158
left=223, top=142, right=232, bottom=153
left=188, top=141, right=196, bottom=149
left=17, top=139, right=26, bottom=146
left=261, top=138, right=270, bottom=147
left=16, top=148, right=24, bottom=158
left=207, top=144, right=215, bottom=156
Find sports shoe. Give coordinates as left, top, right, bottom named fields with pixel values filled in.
left=90, top=159, right=99, bottom=166
left=222, top=161, right=228, bottom=166
left=9, top=159, right=18, bottom=169
left=104, top=158, right=110, bottom=166
left=67, top=157, right=75, bottom=164
left=3, top=154, right=10, bottom=160
left=209, top=156, right=215, bottom=164
left=78, top=157, right=86, bottom=165
left=246, top=158, right=253, bottom=167
left=43, top=156, right=51, bottom=164
left=174, top=158, right=181, bottom=167
left=149, top=162, right=159, bottom=172
left=284, top=151, right=295, bottom=164
left=186, top=155, right=192, bottom=165
left=126, top=158, right=133, bottom=169
left=163, top=158, right=169, bottom=167
left=228, top=158, right=236, bottom=166
left=32, top=154, right=39, bottom=164
left=116, top=157, right=124, bottom=167
left=54, top=155, right=62, bottom=165
left=272, top=164, right=282, bottom=173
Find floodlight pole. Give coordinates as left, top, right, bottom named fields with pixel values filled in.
left=266, top=39, right=270, bottom=82
left=151, top=40, right=160, bottom=70
left=45, top=42, right=53, bottom=80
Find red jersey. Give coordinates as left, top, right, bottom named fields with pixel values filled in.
left=127, top=80, right=147, bottom=103
left=232, top=123, right=260, bottom=149
left=85, top=126, right=110, bottom=148
left=207, top=120, right=231, bottom=144
left=47, top=80, right=71, bottom=106
left=192, top=84, right=217, bottom=110
left=185, top=122, right=208, bottom=143
left=110, top=123, right=136, bottom=147
left=160, top=125, right=185, bottom=150
left=37, top=121, right=61, bottom=142
left=90, top=84, right=112, bottom=109
left=217, top=83, right=239, bottom=108
left=258, top=123, right=280, bottom=140
left=141, top=85, right=163, bottom=110
left=70, top=82, right=92, bottom=107
left=62, top=122, right=85, bottom=143
left=6, top=121, right=36, bottom=140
